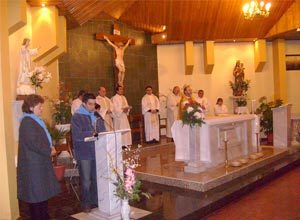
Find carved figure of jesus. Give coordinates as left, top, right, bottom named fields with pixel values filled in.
left=104, top=36, right=131, bottom=86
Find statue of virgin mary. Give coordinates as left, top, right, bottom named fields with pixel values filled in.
left=16, top=38, right=38, bottom=95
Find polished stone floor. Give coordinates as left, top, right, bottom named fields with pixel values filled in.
left=19, top=142, right=300, bottom=220
left=136, top=144, right=288, bottom=192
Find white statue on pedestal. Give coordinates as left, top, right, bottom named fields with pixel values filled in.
left=17, top=38, right=38, bottom=95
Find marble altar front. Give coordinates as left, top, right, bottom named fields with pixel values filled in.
left=171, top=114, right=259, bottom=173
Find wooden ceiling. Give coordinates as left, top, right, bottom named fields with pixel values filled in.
left=27, top=0, right=296, bottom=42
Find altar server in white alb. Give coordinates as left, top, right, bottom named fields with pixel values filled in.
left=195, top=89, right=209, bottom=114
left=71, top=90, right=86, bottom=115
left=111, top=85, right=132, bottom=146
left=166, top=86, right=181, bottom=139
left=214, top=98, right=229, bottom=116
left=142, top=85, right=160, bottom=144
left=96, top=86, right=114, bottom=131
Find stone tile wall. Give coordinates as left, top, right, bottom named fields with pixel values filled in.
left=59, top=20, right=158, bottom=114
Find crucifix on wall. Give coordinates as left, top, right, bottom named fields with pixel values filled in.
left=96, top=23, right=135, bottom=86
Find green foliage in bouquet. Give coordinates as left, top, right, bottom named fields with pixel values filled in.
left=255, top=96, right=283, bottom=135
left=182, top=102, right=205, bottom=127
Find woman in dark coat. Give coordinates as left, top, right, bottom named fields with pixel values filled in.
left=17, top=94, right=60, bottom=220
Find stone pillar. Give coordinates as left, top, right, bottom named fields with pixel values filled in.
left=272, top=39, right=287, bottom=102
left=254, top=39, right=266, bottom=72
left=184, top=41, right=194, bottom=75
left=0, top=0, right=19, bottom=218
left=203, top=41, right=214, bottom=74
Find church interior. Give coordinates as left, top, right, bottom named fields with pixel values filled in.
left=1, top=0, right=300, bottom=219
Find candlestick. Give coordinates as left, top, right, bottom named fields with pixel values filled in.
left=224, top=140, right=229, bottom=168
left=256, top=133, right=260, bottom=153
left=224, top=131, right=228, bottom=141
left=251, top=99, right=256, bottom=114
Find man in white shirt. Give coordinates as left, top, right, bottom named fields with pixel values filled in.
left=166, top=86, right=181, bottom=139
left=71, top=90, right=85, bottom=115
left=111, top=85, right=132, bottom=146
left=195, top=89, right=209, bottom=114
left=96, top=86, right=114, bottom=131
left=142, top=85, right=160, bottom=144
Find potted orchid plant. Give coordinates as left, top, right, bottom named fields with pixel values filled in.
left=112, top=145, right=150, bottom=220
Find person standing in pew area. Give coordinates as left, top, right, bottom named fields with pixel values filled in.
left=71, top=93, right=105, bottom=213
left=142, top=85, right=160, bottom=144
left=17, top=94, right=60, bottom=220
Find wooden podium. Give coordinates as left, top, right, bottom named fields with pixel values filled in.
left=88, top=129, right=130, bottom=220
left=272, top=104, right=292, bottom=148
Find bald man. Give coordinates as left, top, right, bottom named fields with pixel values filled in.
left=96, top=86, right=114, bottom=131
left=166, top=86, right=181, bottom=139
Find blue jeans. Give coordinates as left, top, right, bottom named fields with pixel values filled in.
left=78, top=160, right=98, bottom=208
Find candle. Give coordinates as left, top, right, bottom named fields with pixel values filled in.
left=224, top=131, right=228, bottom=141
left=251, top=99, right=256, bottom=114
left=254, top=115, right=260, bottom=134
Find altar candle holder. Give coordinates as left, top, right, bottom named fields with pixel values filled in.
left=256, top=132, right=260, bottom=153
left=224, top=139, right=229, bottom=168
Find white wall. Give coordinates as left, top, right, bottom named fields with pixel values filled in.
left=9, top=5, right=32, bottom=99
left=285, top=40, right=300, bottom=114
left=157, top=42, right=275, bottom=115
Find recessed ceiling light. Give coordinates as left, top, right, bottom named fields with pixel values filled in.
left=297, top=28, right=300, bottom=32
left=162, top=25, right=166, bottom=31
left=162, top=34, right=166, bottom=39
left=233, top=40, right=236, bottom=42
left=41, top=3, right=46, bottom=7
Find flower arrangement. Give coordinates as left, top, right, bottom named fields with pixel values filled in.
left=112, top=145, right=150, bottom=202
left=255, top=96, right=283, bottom=135
left=236, top=96, right=248, bottom=107
left=229, top=79, right=250, bottom=96
left=51, top=82, right=73, bottom=124
left=29, top=66, right=51, bottom=90
left=52, top=100, right=72, bottom=124
left=181, top=100, right=205, bottom=127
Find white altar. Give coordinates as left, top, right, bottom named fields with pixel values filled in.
left=171, top=114, right=259, bottom=173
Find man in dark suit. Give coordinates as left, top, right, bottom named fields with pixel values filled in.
left=71, top=93, right=106, bottom=213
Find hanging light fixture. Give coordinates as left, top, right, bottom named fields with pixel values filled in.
left=243, top=1, right=271, bottom=20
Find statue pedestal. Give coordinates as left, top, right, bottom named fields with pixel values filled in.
left=272, top=104, right=292, bottom=148
left=16, top=84, right=35, bottom=96
left=16, top=95, right=28, bottom=101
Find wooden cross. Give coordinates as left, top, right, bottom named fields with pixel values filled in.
left=96, top=23, right=135, bottom=86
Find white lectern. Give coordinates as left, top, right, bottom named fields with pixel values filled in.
left=88, top=129, right=130, bottom=220
left=272, top=104, right=292, bottom=148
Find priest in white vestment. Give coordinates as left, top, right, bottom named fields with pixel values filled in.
left=214, top=98, right=229, bottom=116
left=166, top=86, right=181, bottom=139
left=195, top=89, right=209, bottom=114
left=96, top=86, right=114, bottom=131
left=111, top=85, right=132, bottom=146
left=142, top=86, right=160, bottom=144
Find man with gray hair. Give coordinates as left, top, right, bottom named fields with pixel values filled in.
left=96, top=86, right=114, bottom=131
